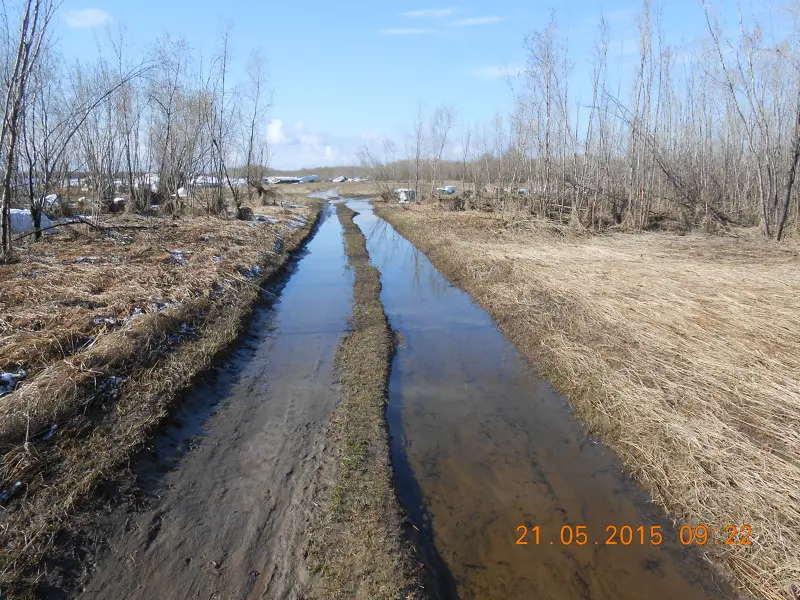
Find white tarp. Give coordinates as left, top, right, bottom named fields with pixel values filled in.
left=10, top=208, right=53, bottom=234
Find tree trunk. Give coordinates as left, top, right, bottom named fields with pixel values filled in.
left=777, top=103, right=800, bottom=241
left=32, top=204, right=42, bottom=240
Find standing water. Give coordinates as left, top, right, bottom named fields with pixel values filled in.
left=81, top=203, right=353, bottom=600
left=347, top=200, right=732, bottom=600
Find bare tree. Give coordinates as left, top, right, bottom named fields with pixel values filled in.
left=428, top=104, right=454, bottom=198
left=358, top=137, right=397, bottom=200
left=240, top=49, right=271, bottom=209
left=0, top=0, right=58, bottom=257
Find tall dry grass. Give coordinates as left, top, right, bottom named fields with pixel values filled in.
left=378, top=204, right=800, bottom=600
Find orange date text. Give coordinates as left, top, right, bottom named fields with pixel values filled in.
left=515, top=524, right=753, bottom=546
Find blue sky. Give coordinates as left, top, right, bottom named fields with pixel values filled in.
left=53, top=0, right=781, bottom=169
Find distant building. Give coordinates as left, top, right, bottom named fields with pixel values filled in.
left=135, top=173, right=160, bottom=192
left=267, top=176, right=301, bottom=184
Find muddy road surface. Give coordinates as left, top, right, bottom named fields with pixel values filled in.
left=79, top=202, right=351, bottom=600
left=71, top=196, right=736, bottom=600
left=349, top=200, right=735, bottom=600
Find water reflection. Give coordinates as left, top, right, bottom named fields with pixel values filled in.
left=346, top=199, right=733, bottom=600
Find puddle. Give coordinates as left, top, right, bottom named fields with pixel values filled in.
left=347, top=200, right=733, bottom=600
left=137, top=202, right=352, bottom=485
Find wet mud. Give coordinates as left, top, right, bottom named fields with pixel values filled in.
left=348, top=200, right=736, bottom=600
left=77, top=203, right=352, bottom=600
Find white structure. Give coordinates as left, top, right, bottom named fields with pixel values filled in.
left=267, top=176, right=301, bottom=184
left=332, top=176, right=347, bottom=183
left=444, top=185, right=457, bottom=194
left=192, top=175, right=222, bottom=187
left=10, top=208, right=53, bottom=234
left=394, top=188, right=417, bottom=203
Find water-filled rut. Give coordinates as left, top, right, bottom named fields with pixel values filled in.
left=80, top=203, right=352, bottom=599
left=348, top=200, right=733, bottom=600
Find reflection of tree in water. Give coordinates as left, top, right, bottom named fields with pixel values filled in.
left=354, top=202, right=450, bottom=299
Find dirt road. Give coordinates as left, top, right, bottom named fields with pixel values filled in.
left=66, top=197, right=741, bottom=600
left=78, top=203, right=351, bottom=599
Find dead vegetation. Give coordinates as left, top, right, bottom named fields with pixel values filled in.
left=0, top=202, right=319, bottom=596
left=309, top=204, right=424, bottom=600
left=377, top=203, right=800, bottom=600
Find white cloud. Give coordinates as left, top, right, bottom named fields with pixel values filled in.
left=450, top=16, right=503, bottom=26
left=63, top=8, right=112, bottom=28
left=267, top=119, right=288, bottom=145
left=265, top=119, right=364, bottom=169
left=401, top=7, right=458, bottom=18
left=471, top=65, right=524, bottom=78
left=380, top=28, right=433, bottom=35
left=299, top=133, right=323, bottom=146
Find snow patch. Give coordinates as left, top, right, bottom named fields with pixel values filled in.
left=0, top=370, right=27, bottom=396
left=10, top=209, right=53, bottom=234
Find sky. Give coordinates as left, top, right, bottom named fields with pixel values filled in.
left=52, top=0, right=786, bottom=170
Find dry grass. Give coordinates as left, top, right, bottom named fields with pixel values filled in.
left=0, top=203, right=319, bottom=595
left=377, top=203, right=800, bottom=600
left=308, top=205, right=424, bottom=600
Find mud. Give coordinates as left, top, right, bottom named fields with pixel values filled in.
left=348, top=200, right=737, bottom=600
left=75, top=203, right=352, bottom=599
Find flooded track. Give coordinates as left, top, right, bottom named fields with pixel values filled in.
left=79, top=203, right=351, bottom=600
left=348, top=200, right=734, bottom=600
left=73, top=196, right=735, bottom=600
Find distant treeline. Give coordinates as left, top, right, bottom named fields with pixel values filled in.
left=360, top=1, right=800, bottom=240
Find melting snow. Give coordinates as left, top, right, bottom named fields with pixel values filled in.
left=166, top=249, right=193, bottom=265
left=0, top=482, right=22, bottom=504
left=10, top=209, right=54, bottom=233
left=239, top=265, right=262, bottom=279
left=42, top=424, right=58, bottom=441
left=0, top=370, right=26, bottom=396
